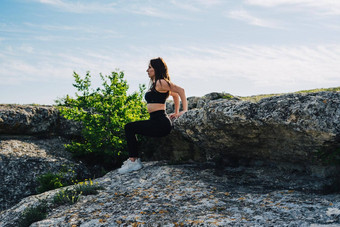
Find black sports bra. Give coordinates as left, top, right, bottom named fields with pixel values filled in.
left=145, top=89, right=169, bottom=104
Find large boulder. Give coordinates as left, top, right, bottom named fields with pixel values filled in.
left=0, top=105, right=81, bottom=138
left=0, top=137, right=91, bottom=211
left=0, top=105, right=89, bottom=212
left=142, top=91, right=340, bottom=177
left=166, top=92, right=239, bottom=113
left=1, top=162, right=339, bottom=226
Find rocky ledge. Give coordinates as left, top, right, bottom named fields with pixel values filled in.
left=1, top=161, right=339, bottom=226
left=145, top=91, right=340, bottom=178
left=0, top=136, right=91, bottom=211
left=1, top=90, right=340, bottom=226
left=0, top=104, right=81, bottom=138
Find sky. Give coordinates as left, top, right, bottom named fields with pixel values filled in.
left=1, top=0, right=340, bottom=104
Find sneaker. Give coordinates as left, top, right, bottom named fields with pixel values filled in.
left=118, top=158, right=143, bottom=174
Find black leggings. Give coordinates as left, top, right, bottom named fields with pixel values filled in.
left=125, top=110, right=172, bottom=158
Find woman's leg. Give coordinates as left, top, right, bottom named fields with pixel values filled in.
left=124, top=120, right=153, bottom=158
left=124, top=117, right=171, bottom=158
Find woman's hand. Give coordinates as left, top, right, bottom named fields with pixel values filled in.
left=169, top=111, right=187, bottom=120
left=169, top=113, right=179, bottom=120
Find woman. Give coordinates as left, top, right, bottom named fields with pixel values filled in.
left=118, top=57, right=188, bottom=174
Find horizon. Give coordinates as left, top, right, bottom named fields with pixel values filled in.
left=1, top=0, right=340, bottom=104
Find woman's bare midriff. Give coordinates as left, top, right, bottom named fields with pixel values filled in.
left=147, top=103, right=166, bottom=113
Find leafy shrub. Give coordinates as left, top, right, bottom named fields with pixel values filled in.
left=52, top=179, right=103, bottom=206
left=53, top=188, right=81, bottom=206
left=56, top=71, right=148, bottom=169
left=74, top=179, right=104, bottom=195
left=36, top=172, right=64, bottom=193
left=18, top=201, right=48, bottom=227
left=19, top=180, right=104, bottom=226
left=36, top=166, right=79, bottom=193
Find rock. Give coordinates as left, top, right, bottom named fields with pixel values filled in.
left=0, top=136, right=91, bottom=211
left=166, top=92, right=239, bottom=113
left=0, top=104, right=81, bottom=138
left=0, top=161, right=339, bottom=226
left=0, top=91, right=340, bottom=226
left=145, top=91, right=340, bottom=178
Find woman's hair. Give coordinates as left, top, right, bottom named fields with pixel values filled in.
left=150, top=57, right=171, bottom=91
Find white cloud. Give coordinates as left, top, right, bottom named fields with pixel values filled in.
left=125, top=4, right=196, bottom=21
left=1, top=44, right=340, bottom=102
left=128, top=6, right=172, bottom=19
left=24, top=22, right=118, bottom=36
left=0, top=23, right=35, bottom=34
left=169, top=0, right=223, bottom=13
left=170, top=0, right=201, bottom=12
left=195, top=0, right=222, bottom=7
left=18, top=45, right=34, bottom=53
left=325, top=24, right=340, bottom=31
left=159, top=44, right=340, bottom=96
left=1, top=22, right=122, bottom=42
left=227, top=9, right=281, bottom=28
left=38, top=0, right=117, bottom=13
left=245, top=0, right=340, bottom=15
left=24, top=23, right=76, bottom=31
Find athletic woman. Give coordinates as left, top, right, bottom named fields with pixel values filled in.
left=118, top=57, right=188, bottom=174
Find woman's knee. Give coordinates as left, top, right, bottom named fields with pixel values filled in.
left=125, top=121, right=142, bottom=135
left=124, top=122, right=133, bottom=133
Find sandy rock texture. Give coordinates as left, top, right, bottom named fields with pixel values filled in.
left=145, top=92, right=340, bottom=178
left=1, top=91, right=339, bottom=226
left=0, top=104, right=81, bottom=138
left=0, top=161, right=339, bottom=226
left=0, top=136, right=91, bottom=211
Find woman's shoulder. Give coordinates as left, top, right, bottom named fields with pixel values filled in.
left=154, top=79, right=171, bottom=93
left=156, top=79, right=171, bottom=87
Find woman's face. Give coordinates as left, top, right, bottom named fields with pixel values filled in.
left=146, top=63, right=155, bottom=80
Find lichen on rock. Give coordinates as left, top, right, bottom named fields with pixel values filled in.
left=145, top=91, right=340, bottom=178
left=1, top=161, right=339, bottom=226
left=0, top=90, right=340, bottom=226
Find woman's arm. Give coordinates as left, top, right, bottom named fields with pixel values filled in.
left=171, top=92, right=180, bottom=114
left=157, top=80, right=188, bottom=118
left=171, top=83, right=188, bottom=115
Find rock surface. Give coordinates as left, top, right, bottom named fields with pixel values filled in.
left=0, top=104, right=81, bottom=138
left=0, top=161, right=339, bottom=226
left=1, top=91, right=340, bottom=226
left=0, top=136, right=91, bottom=211
left=3, top=92, right=339, bottom=175
left=166, top=92, right=239, bottom=113
left=144, top=91, right=340, bottom=178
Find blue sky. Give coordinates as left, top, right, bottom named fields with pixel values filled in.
left=1, top=0, right=340, bottom=104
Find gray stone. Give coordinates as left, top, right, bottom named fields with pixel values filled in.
left=0, top=161, right=339, bottom=226
left=166, top=92, right=239, bottom=113
left=1, top=91, right=340, bottom=226
left=0, top=136, right=91, bottom=211
left=145, top=91, right=340, bottom=178
left=0, top=104, right=81, bottom=138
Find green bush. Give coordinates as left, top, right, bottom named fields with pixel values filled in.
left=52, top=179, right=103, bottom=206
left=18, top=201, right=48, bottom=227
left=56, top=71, right=148, bottom=169
left=19, top=180, right=104, bottom=226
left=36, top=166, right=79, bottom=193
left=74, top=179, right=104, bottom=195
left=53, top=188, right=81, bottom=206
left=36, top=172, right=64, bottom=193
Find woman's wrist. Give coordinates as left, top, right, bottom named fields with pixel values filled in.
left=179, top=110, right=187, bottom=115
